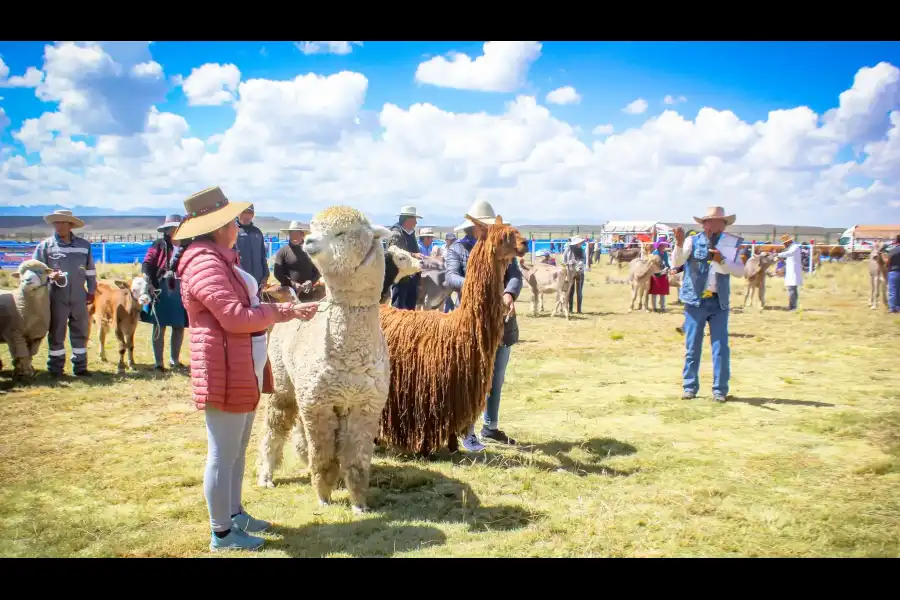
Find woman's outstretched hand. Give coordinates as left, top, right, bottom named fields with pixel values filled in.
left=292, top=302, right=319, bottom=321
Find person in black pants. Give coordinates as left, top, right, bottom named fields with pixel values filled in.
left=388, top=205, right=424, bottom=310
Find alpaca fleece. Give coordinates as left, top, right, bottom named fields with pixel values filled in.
left=0, top=260, right=52, bottom=377
left=258, top=206, right=391, bottom=513
left=377, top=217, right=528, bottom=455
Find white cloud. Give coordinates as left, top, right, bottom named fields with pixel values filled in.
left=546, top=86, right=581, bottom=105
left=415, top=41, right=542, bottom=92
left=623, top=98, right=649, bottom=114
left=663, top=94, right=687, bottom=105
left=295, top=42, right=362, bottom=56
left=181, top=63, right=241, bottom=106
left=0, top=106, right=9, bottom=132
left=0, top=56, right=44, bottom=88
left=2, top=44, right=900, bottom=226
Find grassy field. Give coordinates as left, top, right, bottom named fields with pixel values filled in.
left=1, top=259, right=898, bottom=557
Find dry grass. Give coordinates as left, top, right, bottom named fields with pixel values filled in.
left=1, top=260, right=898, bottom=557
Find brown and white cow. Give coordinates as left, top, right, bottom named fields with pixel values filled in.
left=88, top=277, right=147, bottom=373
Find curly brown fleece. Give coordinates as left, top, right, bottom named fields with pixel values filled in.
left=377, top=215, right=528, bottom=455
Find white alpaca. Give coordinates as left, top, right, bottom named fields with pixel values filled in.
left=257, top=206, right=391, bottom=514
left=0, top=260, right=53, bottom=377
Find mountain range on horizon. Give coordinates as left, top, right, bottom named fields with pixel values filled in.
left=0, top=204, right=607, bottom=227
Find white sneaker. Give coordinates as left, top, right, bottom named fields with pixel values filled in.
left=462, top=434, right=485, bottom=452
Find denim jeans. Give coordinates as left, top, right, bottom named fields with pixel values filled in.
left=682, top=297, right=730, bottom=397
left=443, top=293, right=455, bottom=313
left=888, top=271, right=900, bottom=312
left=484, top=344, right=512, bottom=430
left=787, top=286, right=798, bottom=310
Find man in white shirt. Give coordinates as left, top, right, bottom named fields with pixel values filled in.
left=777, top=234, right=802, bottom=311
left=671, top=206, right=745, bottom=402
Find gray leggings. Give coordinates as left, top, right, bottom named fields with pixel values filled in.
left=204, top=406, right=256, bottom=532
left=152, top=325, right=184, bottom=367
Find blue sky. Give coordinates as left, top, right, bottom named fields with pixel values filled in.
left=4, top=41, right=898, bottom=142
left=1, top=41, right=899, bottom=225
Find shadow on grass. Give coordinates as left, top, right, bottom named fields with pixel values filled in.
left=729, top=396, right=835, bottom=409
left=399, top=437, right=639, bottom=478
left=268, top=465, right=539, bottom=557
left=0, top=364, right=189, bottom=390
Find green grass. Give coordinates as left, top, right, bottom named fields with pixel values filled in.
left=1, top=260, right=899, bottom=557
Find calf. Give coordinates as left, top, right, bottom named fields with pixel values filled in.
left=627, top=254, right=663, bottom=312
left=88, top=278, right=146, bottom=373
left=381, top=246, right=423, bottom=304
left=742, top=251, right=776, bottom=310
left=416, top=257, right=448, bottom=311
left=520, top=259, right=574, bottom=319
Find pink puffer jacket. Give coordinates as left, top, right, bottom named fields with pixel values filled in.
left=177, top=240, right=295, bottom=413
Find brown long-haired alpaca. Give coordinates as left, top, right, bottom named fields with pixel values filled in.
left=377, top=215, right=529, bottom=455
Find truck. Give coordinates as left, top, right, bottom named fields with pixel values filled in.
left=838, top=224, right=900, bottom=259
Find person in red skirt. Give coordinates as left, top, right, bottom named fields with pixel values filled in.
left=649, top=239, right=671, bottom=312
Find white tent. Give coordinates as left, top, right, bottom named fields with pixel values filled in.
left=599, top=221, right=671, bottom=243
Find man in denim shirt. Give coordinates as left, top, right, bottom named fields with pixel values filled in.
left=671, top=206, right=745, bottom=403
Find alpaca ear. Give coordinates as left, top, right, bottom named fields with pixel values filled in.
left=11, top=272, right=21, bottom=280
left=495, top=215, right=503, bottom=225
left=372, top=225, right=392, bottom=239
left=465, top=214, right=488, bottom=237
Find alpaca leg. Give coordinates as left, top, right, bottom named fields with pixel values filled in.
left=337, top=406, right=381, bottom=514
left=743, top=284, right=751, bottom=308
left=531, top=293, right=539, bottom=317
left=759, top=282, right=766, bottom=309
left=629, top=287, right=637, bottom=312
left=881, top=277, right=889, bottom=309
left=290, top=412, right=309, bottom=470
left=643, top=287, right=652, bottom=312
left=256, top=394, right=297, bottom=488
left=870, top=277, right=877, bottom=309
left=302, top=404, right=340, bottom=506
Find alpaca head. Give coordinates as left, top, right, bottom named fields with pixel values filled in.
left=11, top=259, right=52, bottom=293
left=465, top=214, right=528, bottom=265
left=304, top=206, right=392, bottom=304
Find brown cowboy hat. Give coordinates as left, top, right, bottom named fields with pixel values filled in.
left=171, top=187, right=252, bottom=241
left=44, top=209, right=85, bottom=229
left=693, top=206, right=736, bottom=226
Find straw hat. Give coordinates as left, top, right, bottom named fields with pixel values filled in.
left=399, top=206, right=422, bottom=219
left=454, top=200, right=510, bottom=231
left=419, top=227, right=435, bottom=237
left=157, top=214, right=182, bottom=232
left=693, top=206, right=736, bottom=226
left=780, top=234, right=794, bottom=243
left=280, top=220, right=310, bottom=234
left=44, top=209, right=84, bottom=229
left=569, top=236, right=586, bottom=246
left=171, top=187, right=251, bottom=241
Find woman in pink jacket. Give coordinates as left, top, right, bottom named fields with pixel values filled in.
left=172, top=186, right=318, bottom=552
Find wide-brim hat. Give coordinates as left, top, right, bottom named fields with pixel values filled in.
left=172, top=186, right=251, bottom=241
left=569, top=236, right=586, bottom=246
left=44, top=209, right=84, bottom=229
left=693, top=206, right=736, bottom=226
left=419, top=227, right=435, bottom=237
left=158, top=214, right=182, bottom=231
left=454, top=200, right=510, bottom=231
left=399, top=205, right=422, bottom=219
left=280, top=220, right=310, bottom=233
left=780, top=234, right=794, bottom=243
